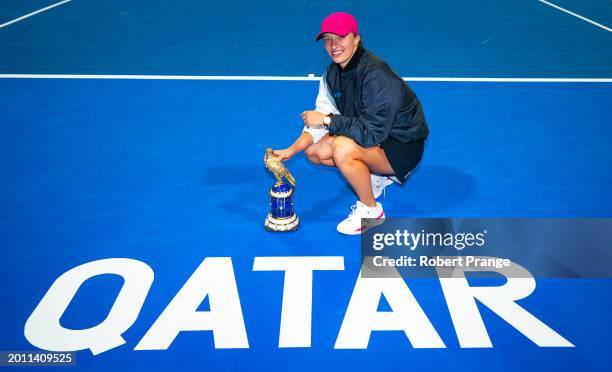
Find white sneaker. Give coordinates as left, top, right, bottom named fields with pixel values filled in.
left=371, top=174, right=394, bottom=199
left=336, top=201, right=385, bottom=235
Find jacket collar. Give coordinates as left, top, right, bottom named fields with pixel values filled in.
left=340, top=46, right=364, bottom=73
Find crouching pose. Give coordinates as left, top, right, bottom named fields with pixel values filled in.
left=273, top=12, right=429, bottom=235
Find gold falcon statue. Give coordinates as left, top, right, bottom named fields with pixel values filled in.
left=265, top=148, right=296, bottom=187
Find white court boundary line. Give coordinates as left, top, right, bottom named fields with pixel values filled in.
left=539, top=0, right=612, bottom=33
left=0, top=0, right=72, bottom=30
left=0, top=74, right=610, bottom=82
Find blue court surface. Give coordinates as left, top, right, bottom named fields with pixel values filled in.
left=1, top=0, right=612, bottom=371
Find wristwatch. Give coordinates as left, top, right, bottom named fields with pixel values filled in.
left=323, top=113, right=333, bottom=126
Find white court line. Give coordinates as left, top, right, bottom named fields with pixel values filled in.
left=403, top=77, right=612, bottom=82
left=538, top=0, right=612, bottom=33
left=0, top=74, right=611, bottom=82
left=0, top=74, right=322, bottom=81
left=0, top=0, right=72, bottom=30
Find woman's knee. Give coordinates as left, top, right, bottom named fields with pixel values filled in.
left=304, top=145, right=320, bottom=163
left=332, top=136, right=359, bottom=164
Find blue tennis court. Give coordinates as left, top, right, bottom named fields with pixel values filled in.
left=1, top=0, right=611, bottom=370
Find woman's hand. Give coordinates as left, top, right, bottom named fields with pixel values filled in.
left=272, top=148, right=295, bottom=161
left=264, top=148, right=295, bottom=164
left=301, top=110, right=326, bottom=126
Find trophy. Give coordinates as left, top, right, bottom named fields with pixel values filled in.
left=264, top=148, right=300, bottom=232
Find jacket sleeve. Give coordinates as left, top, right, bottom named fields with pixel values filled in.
left=327, top=68, right=400, bottom=147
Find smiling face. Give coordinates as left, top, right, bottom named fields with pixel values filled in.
left=322, top=32, right=360, bottom=68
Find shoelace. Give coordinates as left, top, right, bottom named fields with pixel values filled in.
left=347, top=203, right=366, bottom=221
left=382, top=178, right=387, bottom=198
left=347, top=204, right=358, bottom=218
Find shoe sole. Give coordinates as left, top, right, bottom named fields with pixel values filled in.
left=337, top=213, right=385, bottom=235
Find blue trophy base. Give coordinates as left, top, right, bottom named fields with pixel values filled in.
left=265, top=182, right=300, bottom=232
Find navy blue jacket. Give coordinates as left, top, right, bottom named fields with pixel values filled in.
left=326, top=47, right=429, bottom=147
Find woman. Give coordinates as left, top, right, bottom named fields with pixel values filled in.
left=273, top=12, right=429, bottom=235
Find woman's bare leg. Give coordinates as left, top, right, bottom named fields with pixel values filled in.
left=331, top=136, right=394, bottom=207
left=304, top=135, right=335, bottom=167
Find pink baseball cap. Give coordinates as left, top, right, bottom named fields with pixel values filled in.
left=315, top=12, right=359, bottom=41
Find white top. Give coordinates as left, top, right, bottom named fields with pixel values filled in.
left=302, top=74, right=340, bottom=144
